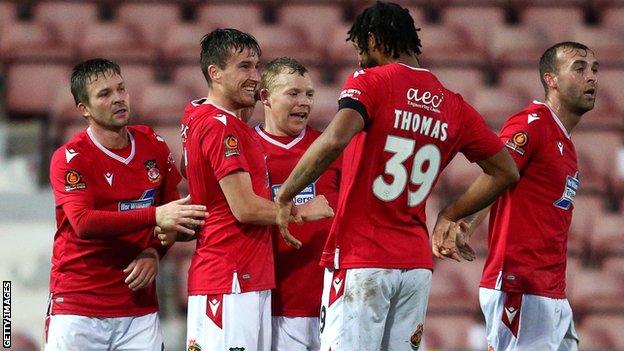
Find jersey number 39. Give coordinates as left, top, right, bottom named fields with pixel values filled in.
left=373, top=135, right=441, bottom=207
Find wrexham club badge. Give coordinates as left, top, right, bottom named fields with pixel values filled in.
left=144, top=159, right=161, bottom=183
left=410, top=323, right=424, bottom=350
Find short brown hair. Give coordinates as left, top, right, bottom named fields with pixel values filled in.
left=261, top=57, right=308, bottom=93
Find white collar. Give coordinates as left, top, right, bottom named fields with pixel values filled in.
left=397, top=63, right=430, bottom=72
left=254, top=124, right=306, bottom=150
left=533, top=100, right=571, bottom=139
left=86, top=127, right=135, bottom=164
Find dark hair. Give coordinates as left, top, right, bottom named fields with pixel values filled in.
left=70, top=58, right=121, bottom=105
left=200, top=28, right=261, bottom=87
left=261, top=57, right=308, bottom=92
left=539, top=41, right=591, bottom=94
left=347, top=1, right=422, bottom=59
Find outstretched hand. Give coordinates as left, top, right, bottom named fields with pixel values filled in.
left=123, top=247, right=159, bottom=291
left=155, top=195, right=207, bottom=235
left=431, top=214, right=461, bottom=262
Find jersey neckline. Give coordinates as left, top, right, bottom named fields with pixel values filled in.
left=86, top=127, right=136, bottom=164
left=532, top=100, right=571, bottom=139
left=254, top=124, right=306, bottom=150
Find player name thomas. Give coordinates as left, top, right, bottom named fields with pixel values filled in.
left=393, top=109, right=448, bottom=142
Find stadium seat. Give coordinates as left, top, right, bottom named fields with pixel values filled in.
left=308, top=84, right=341, bottom=130
left=198, top=3, right=264, bottom=31
left=469, top=85, right=528, bottom=127
left=120, top=64, right=156, bottom=98
left=602, top=5, right=624, bottom=32
left=250, top=24, right=317, bottom=64
left=567, top=266, right=624, bottom=311
left=423, top=314, right=478, bottom=349
left=429, top=260, right=475, bottom=311
left=0, top=2, right=14, bottom=27
left=161, top=23, right=216, bottom=64
left=172, top=64, right=207, bottom=98
left=569, top=194, right=604, bottom=253
left=433, top=67, right=484, bottom=101
left=590, top=212, right=624, bottom=256
left=573, top=130, right=620, bottom=183
left=0, top=21, right=71, bottom=62
left=278, top=4, right=346, bottom=51
left=78, top=22, right=156, bottom=63
left=521, top=7, right=584, bottom=42
left=487, top=25, right=551, bottom=68
left=443, top=6, right=506, bottom=48
left=116, top=3, right=181, bottom=46
left=50, top=88, right=79, bottom=125
left=594, top=69, right=624, bottom=112
left=576, top=323, right=620, bottom=350
left=499, top=67, right=546, bottom=101
left=416, top=24, right=485, bottom=67
left=579, top=314, right=624, bottom=350
left=134, top=82, right=193, bottom=125
left=5, top=63, right=70, bottom=116
left=152, top=125, right=183, bottom=168
left=326, top=24, right=359, bottom=68
left=33, top=1, right=98, bottom=45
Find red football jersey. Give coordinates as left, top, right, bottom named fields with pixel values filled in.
left=481, top=101, right=578, bottom=299
left=49, top=125, right=181, bottom=317
left=253, top=125, right=341, bottom=317
left=321, top=63, right=503, bottom=270
left=182, top=99, right=274, bottom=295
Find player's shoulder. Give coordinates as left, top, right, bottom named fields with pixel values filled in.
left=305, top=126, right=322, bottom=139
left=503, top=101, right=549, bottom=129
left=51, top=129, right=91, bottom=166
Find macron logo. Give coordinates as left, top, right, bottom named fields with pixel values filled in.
left=209, top=298, right=220, bottom=316
left=505, top=307, right=518, bottom=324
left=214, top=114, right=227, bottom=126
left=353, top=70, right=365, bottom=78
left=528, top=113, right=540, bottom=124
left=104, top=172, right=113, bottom=186
left=65, top=149, right=79, bottom=163
left=333, top=278, right=343, bottom=293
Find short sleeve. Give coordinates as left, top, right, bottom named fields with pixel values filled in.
left=338, top=70, right=383, bottom=125
left=458, top=101, right=504, bottom=163
left=498, top=113, right=543, bottom=171
left=49, top=147, right=94, bottom=207
left=200, top=121, right=250, bottom=180
left=160, top=141, right=183, bottom=204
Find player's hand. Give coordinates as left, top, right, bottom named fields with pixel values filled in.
left=296, top=195, right=334, bottom=222
left=454, top=221, right=476, bottom=261
left=123, top=247, right=159, bottom=291
left=154, top=226, right=177, bottom=246
left=432, top=214, right=461, bottom=262
left=275, top=199, right=302, bottom=249
left=156, top=195, right=207, bottom=235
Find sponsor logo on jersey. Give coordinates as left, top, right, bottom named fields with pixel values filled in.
left=187, top=339, right=202, bottom=351
left=118, top=188, right=157, bottom=211
left=224, top=135, right=240, bottom=157
left=554, top=171, right=579, bottom=210
left=410, top=323, right=424, bottom=350
left=271, top=183, right=316, bottom=205
left=339, top=88, right=362, bottom=101
left=505, top=131, right=528, bottom=155
left=144, top=159, right=161, bottom=183
left=406, top=88, right=443, bottom=112
left=229, top=348, right=245, bottom=351
left=64, top=170, right=86, bottom=192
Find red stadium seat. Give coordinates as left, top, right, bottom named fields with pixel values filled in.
left=488, top=25, right=551, bottom=68
left=279, top=4, right=346, bottom=51
left=5, top=63, right=70, bottom=116
left=250, top=24, right=318, bottom=64
left=594, top=69, right=624, bottom=112
left=308, top=84, right=341, bottom=131
left=521, top=7, right=584, bottom=42
left=416, top=24, right=485, bottom=67
left=567, top=266, right=624, bottom=311
left=134, top=82, right=192, bottom=125
left=33, top=1, right=98, bottom=45
left=0, top=2, right=14, bottom=26
left=172, top=64, right=207, bottom=98
left=429, top=260, right=475, bottom=311
left=78, top=22, right=156, bottom=63
left=0, top=21, right=71, bottom=62
left=120, top=64, right=156, bottom=98
left=161, top=23, right=215, bottom=64
left=152, top=125, right=183, bottom=169
left=469, top=85, right=528, bottom=127
left=590, top=212, right=624, bottom=256
left=327, top=24, right=359, bottom=67
left=424, top=314, right=478, bottom=350
left=198, top=3, right=264, bottom=31
left=573, top=130, right=620, bottom=183
left=602, top=6, right=624, bottom=32
left=117, top=3, right=181, bottom=46
left=579, top=314, right=624, bottom=350
left=443, top=6, right=506, bottom=48
left=499, top=67, right=545, bottom=101
left=569, top=194, right=604, bottom=253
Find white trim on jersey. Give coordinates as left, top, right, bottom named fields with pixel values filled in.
left=533, top=100, right=571, bottom=139
left=253, top=124, right=306, bottom=150
left=231, top=272, right=242, bottom=294
left=397, top=63, right=430, bottom=72
left=86, top=127, right=136, bottom=164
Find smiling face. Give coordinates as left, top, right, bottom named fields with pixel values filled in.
left=263, top=72, right=314, bottom=136
left=213, top=48, right=260, bottom=112
left=78, top=70, right=130, bottom=131
left=549, top=47, right=599, bottom=115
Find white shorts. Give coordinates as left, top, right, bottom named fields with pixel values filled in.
left=186, top=290, right=271, bottom=351
left=44, top=312, right=163, bottom=351
left=320, top=268, right=431, bottom=351
left=272, top=316, right=320, bottom=351
left=479, top=288, right=579, bottom=351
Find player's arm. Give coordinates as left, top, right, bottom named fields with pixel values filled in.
left=432, top=148, right=519, bottom=261
left=219, top=171, right=333, bottom=226
left=275, top=106, right=364, bottom=247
